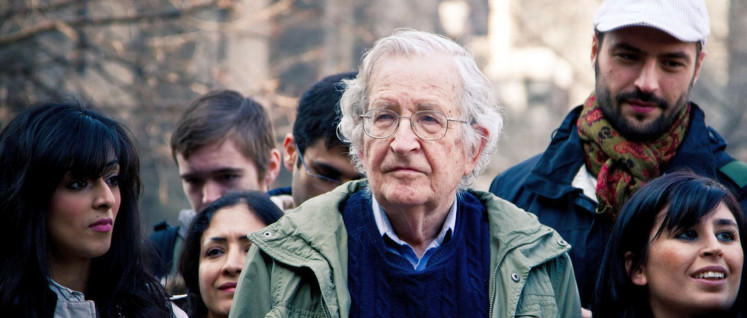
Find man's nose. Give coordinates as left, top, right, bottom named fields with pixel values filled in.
left=390, top=117, right=420, bottom=153
left=201, top=182, right=223, bottom=208
left=634, top=60, right=660, bottom=94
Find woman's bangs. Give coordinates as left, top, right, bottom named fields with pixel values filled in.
left=662, top=183, right=724, bottom=234
left=63, top=116, right=122, bottom=178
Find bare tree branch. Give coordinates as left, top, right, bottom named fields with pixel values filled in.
left=0, top=0, right=225, bottom=46
left=0, top=0, right=81, bottom=21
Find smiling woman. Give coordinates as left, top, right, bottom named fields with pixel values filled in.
left=178, top=191, right=283, bottom=318
left=0, top=102, right=183, bottom=317
left=594, top=171, right=747, bottom=317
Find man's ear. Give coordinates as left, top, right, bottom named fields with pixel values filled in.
left=591, top=33, right=600, bottom=68
left=357, top=149, right=366, bottom=170
left=283, top=133, right=297, bottom=172
left=692, top=49, right=707, bottom=85
left=625, top=251, right=647, bottom=286
left=465, top=125, right=488, bottom=175
left=264, top=148, right=282, bottom=190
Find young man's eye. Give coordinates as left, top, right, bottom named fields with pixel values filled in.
left=615, top=52, right=638, bottom=62
left=184, top=178, right=203, bottom=185
left=313, top=167, right=343, bottom=184
left=662, top=60, right=685, bottom=71
left=219, top=174, right=240, bottom=182
left=615, top=53, right=636, bottom=60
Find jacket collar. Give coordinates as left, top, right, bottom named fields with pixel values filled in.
left=248, top=180, right=570, bottom=317
left=250, top=179, right=568, bottom=275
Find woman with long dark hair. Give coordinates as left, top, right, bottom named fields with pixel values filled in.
left=0, top=102, right=184, bottom=317
left=594, top=171, right=746, bottom=317
left=178, top=191, right=283, bottom=318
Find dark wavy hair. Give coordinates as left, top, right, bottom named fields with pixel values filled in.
left=178, top=191, right=283, bottom=317
left=593, top=171, right=746, bottom=318
left=0, top=102, right=173, bottom=317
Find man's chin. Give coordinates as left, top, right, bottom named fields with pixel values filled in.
left=377, top=186, right=428, bottom=207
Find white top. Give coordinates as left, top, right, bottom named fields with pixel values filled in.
left=572, top=165, right=598, bottom=203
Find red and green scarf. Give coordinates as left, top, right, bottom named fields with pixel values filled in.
left=576, top=93, right=690, bottom=218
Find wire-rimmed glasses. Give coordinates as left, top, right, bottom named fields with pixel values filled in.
left=295, top=142, right=344, bottom=186
left=360, top=109, right=468, bottom=141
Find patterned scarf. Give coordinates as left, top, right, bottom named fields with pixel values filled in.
left=576, top=93, right=690, bottom=218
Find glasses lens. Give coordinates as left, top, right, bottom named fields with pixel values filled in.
left=412, top=111, right=447, bottom=140
left=296, top=147, right=343, bottom=186
left=364, top=109, right=397, bottom=138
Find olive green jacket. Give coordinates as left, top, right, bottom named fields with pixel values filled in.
left=230, top=180, right=581, bottom=317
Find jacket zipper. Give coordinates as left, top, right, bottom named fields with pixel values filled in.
left=321, top=297, right=331, bottom=318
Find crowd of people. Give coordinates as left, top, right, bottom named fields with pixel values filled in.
left=1, top=0, right=746, bottom=317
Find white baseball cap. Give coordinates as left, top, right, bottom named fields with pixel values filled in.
left=593, top=0, right=710, bottom=45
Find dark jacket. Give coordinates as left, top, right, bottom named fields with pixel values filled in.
left=147, top=220, right=180, bottom=279
left=147, top=209, right=195, bottom=280
left=489, top=104, right=747, bottom=307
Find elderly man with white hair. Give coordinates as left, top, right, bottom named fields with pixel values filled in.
left=229, top=29, right=581, bottom=317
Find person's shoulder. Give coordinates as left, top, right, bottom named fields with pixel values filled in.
left=470, top=189, right=542, bottom=229
left=498, top=154, right=542, bottom=178
left=149, top=221, right=178, bottom=239
left=267, top=186, right=291, bottom=196
left=490, top=107, right=584, bottom=196
left=151, top=220, right=171, bottom=232
left=719, top=160, right=747, bottom=189
left=259, top=182, right=365, bottom=243
left=703, top=126, right=747, bottom=189
left=471, top=189, right=571, bottom=262
left=489, top=154, right=542, bottom=195
left=269, top=192, right=295, bottom=211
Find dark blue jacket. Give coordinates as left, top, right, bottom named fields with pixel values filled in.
left=489, top=104, right=747, bottom=307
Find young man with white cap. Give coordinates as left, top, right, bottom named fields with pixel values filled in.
left=489, top=0, right=747, bottom=309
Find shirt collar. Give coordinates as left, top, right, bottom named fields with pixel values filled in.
left=372, top=195, right=457, bottom=248
left=49, top=278, right=86, bottom=302
left=572, top=165, right=598, bottom=203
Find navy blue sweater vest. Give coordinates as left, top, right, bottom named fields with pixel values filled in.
left=340, top=191, right=490, bottom=317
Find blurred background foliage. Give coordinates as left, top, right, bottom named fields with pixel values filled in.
left=1, top=0, right=745, bottom=230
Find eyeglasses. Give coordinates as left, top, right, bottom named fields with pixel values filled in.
left=295, top=142, right=343, bottom=186
left=360, top=109, right=469, bottom=141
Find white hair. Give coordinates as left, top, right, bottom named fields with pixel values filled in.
left=338, top=29, right=503, bottom=189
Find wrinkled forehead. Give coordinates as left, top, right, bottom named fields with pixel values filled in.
left=367, top=53, right=464, bottom=113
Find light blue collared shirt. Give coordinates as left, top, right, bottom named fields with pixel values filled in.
left=372, top=196, right=457, bottom=271
left=49, top=278, right=97, bottom=318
